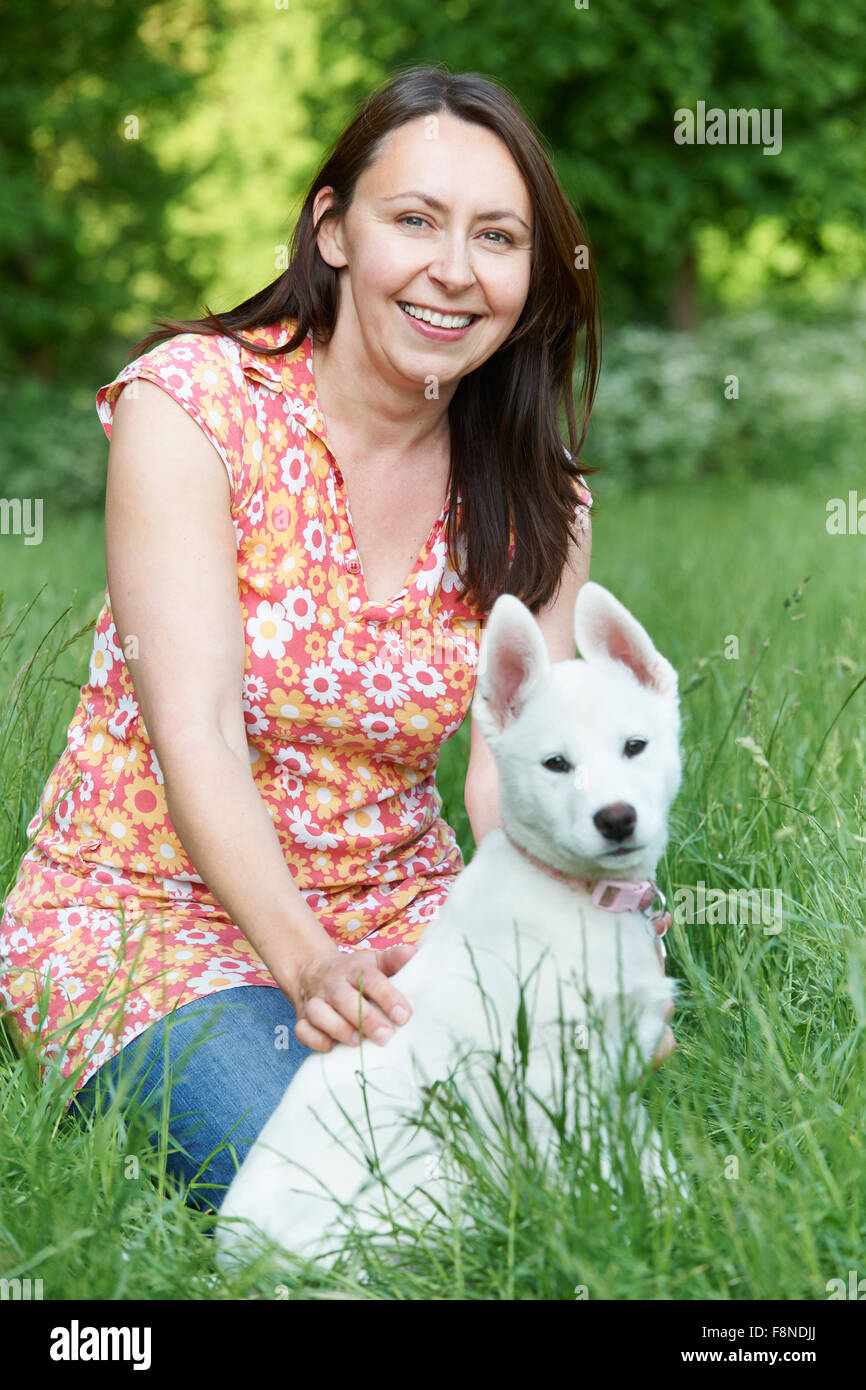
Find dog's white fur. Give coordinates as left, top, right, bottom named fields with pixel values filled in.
left=216, top=581, right=683, bottom=1271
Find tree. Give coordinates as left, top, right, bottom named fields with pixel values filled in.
left=302, top=0, right=866, bottom=328
left=0, top=0, right=229, bottom=381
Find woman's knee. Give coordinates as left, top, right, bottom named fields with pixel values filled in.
left=72, top=985, right=314, bottom=1207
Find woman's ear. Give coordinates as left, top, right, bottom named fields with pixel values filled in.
left=313, top=187, right=348, bottom=270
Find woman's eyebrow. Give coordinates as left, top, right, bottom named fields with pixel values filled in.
left=381, top=189, right=531, bottom=232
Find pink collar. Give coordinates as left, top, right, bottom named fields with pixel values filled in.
left=502, top=828, right=667, bottom=921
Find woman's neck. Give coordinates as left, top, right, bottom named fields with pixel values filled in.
left=311, top=313, right=455, bottom=470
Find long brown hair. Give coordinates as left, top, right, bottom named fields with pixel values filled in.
left=128, top=64, right=601, bottom=615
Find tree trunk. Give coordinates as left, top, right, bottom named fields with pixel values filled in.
left=668, top=249, right=699, bottom=333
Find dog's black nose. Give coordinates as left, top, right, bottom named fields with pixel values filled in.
left=593, top=802, right=637, bottom=843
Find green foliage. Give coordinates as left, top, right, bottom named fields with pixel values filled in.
left=3, top=0, right=863, bottom=386
left=307, top=0, right=866, bottom=324
left=583, top=289, right=866, bottom=492
left=0, top=379, right=107, bottom=513
left=0, top=589, right=98, bottom=903
left=0, top=0, right=230, bottom=384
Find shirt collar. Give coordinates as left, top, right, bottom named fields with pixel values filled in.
left=235, top=315, right=463, bottom=513
left=236, top=316, right=326, bottom=439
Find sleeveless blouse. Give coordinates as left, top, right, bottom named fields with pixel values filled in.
left=0, top=317, right=593, bottom=1094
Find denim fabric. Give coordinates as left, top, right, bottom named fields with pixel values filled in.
left=73, top=984, right=313, bottom=1211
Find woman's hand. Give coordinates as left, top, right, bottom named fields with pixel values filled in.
left=651, top=911, right=676, bottom=1070
left=290, top=942, right=418, bottom=1052
left=289, top=916, right=677, bottom=1063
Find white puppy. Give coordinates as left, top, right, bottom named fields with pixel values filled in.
left=217, top=581, right=684, bottom=1271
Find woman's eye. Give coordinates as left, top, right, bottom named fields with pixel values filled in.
left=481, top=230, right=513, bottom=245
left=542, top=755, right=572, bottom=773
left=398, top=215, right=429, bottom=229
left=624, top=739, right=647, bottom=758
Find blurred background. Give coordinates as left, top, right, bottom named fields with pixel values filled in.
left=2, top=0, right=864, bottom=515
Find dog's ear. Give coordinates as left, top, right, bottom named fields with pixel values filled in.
left=472, top=594, right=551, bottom=737
left=573, top=582, right=678, bottom=700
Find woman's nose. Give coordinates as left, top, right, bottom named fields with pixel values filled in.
left=425, top=234, right=476, bottom=289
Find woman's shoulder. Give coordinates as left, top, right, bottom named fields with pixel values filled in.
left=94, top=328, right=253, bottom=501
left=96, top=327, right=243, bottom=418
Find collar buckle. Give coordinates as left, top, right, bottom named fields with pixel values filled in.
left=590, top=878, right=655, bottom=913
left=638, top=884, right=667, bottom=924
left=638, top=885, right=668, bottom=959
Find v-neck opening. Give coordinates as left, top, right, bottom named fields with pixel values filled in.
left=308, top=334, right=452, bottom=622
left=336, top=472, right=451, bottom=613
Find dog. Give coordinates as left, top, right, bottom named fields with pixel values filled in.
left=216, top=581, right=684, bottom=1272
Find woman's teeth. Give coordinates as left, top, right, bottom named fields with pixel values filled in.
left=398, top=302, right=475, bottom=329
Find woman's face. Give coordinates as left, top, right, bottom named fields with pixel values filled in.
left=315, top=112, right=534, bottom=390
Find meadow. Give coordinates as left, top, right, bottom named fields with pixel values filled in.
left=1, top=466, right=863, bottom=1301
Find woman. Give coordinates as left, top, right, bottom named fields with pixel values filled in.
left=0, top=65, right=672, bottom=1211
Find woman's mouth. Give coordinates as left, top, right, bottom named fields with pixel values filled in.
left=396, top=300, right=479, bottom=341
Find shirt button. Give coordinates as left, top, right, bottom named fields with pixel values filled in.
left=346, top=556, right=361, bottom=573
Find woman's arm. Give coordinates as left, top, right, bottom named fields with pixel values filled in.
left=464, top=713, right=503, bottom=848
left=105, top=381, right=415, bottom=1051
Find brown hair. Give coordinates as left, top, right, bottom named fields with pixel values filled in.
left=129, top=64, right=601, bottom=615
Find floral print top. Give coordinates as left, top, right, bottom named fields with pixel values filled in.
left=0, top=316, right=593, bottom=1094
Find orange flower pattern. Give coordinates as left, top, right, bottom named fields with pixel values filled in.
left=0, top=318, right=592, bottom=1096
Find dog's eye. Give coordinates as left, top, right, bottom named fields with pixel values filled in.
left=542, top=755, right=572, bottom=773
left=624, top=738, right=647, bottom=758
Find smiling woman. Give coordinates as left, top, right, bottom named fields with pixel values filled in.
left=0, top=65, right=614, bottom=1213
left=132, top=65, right=601, bottom=617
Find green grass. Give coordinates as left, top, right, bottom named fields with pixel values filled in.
left=1, top=474, right=864, bottom=1299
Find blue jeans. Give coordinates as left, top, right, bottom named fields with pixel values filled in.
left=73, top=984, right=313, bottom=1211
